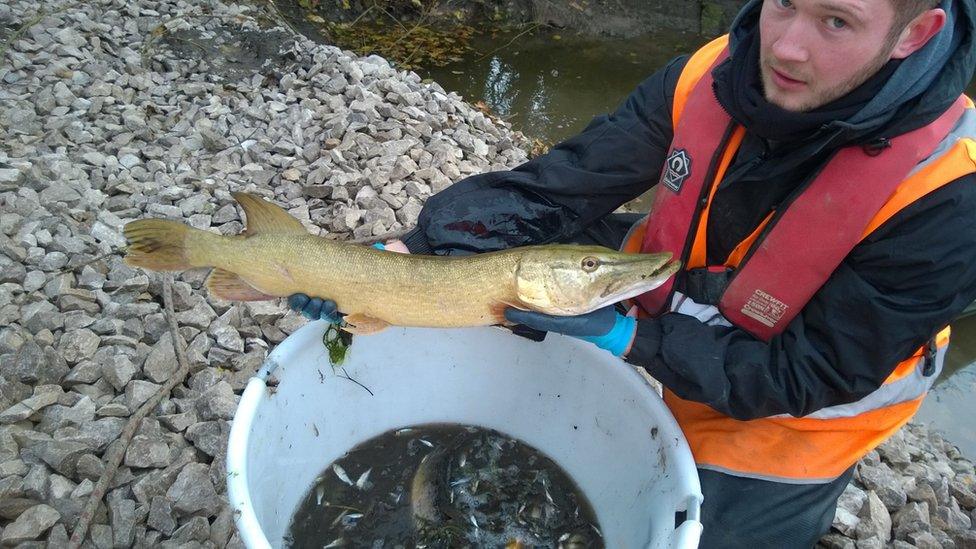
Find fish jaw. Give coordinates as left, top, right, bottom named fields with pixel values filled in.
left=513, top=246, right=681, bottom=316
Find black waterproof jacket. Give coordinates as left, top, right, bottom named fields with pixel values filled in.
left=400, top=1, right=976, bottom=420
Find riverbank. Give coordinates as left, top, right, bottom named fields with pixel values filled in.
left=0, top=0, right=973, bottom=547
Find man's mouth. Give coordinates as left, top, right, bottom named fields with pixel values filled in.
left=769, top=66, right=806, bottom=89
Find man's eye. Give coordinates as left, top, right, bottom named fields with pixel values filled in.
left=777, top=0, right=794, bottom=8
left=827, top=16, right=847, bottom=29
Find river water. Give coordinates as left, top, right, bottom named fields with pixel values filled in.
left=419, top=30, right=976, bottom=459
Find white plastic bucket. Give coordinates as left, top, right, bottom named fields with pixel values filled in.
left=227, top=321, right=703, bottom=548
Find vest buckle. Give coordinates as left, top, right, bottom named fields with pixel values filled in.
left=922, top=338, right=938, bottom=376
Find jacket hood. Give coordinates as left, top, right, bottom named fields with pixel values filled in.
left=727, top=0, right=976, bottom=139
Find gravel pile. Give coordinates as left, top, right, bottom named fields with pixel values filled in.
left=0, top=0, right=972, bottom=547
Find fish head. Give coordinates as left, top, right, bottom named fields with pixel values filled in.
left=513, top=245, right=681, bottom=315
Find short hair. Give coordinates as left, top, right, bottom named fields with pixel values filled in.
left=888, top=0, right=943, bottom=42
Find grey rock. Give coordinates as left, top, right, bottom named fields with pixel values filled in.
left=109, top=497, right=137, bottom=548
left=96, top=402, right=130, bottom=417
left=185, top=421, right=229, bottom=457
left=0, top=503, right=60, bottom=545
left=0, top=458, right=28, bottom=477
left=75, top=453, right=104, bottom=481
left=147, top=496, right=177, bottom=536
left=38, top=396, right=95, bottom=431
left=932, top=504, right=972, bottom=533
left=124, top=380, right=161, bottom=411
left=907, top=531, right=941, bottom=549
left=29, top=439, right=90, bottom=477
left=62, top=360, right=102, bottom=385
left=90, top=523, right=113, bottom=549
left=0, top=385, right=62, bottom=424
left=101, top=355, right=137, bottom=392
left=893, top=501, right=931, bottom=539
left=47, top=523, right=69, bottom=547
left=124, top=436, right=170, bottom=469
left=143, top=333, right=178, bottom=384
left=210, top=504, right=234, bottom=547
left=855, top=490, right=891, bottom=542
left=57, top=329, right=101, bottom=364
left=819, top=533, right=856, bottom=549
left=173, top=515, right=210, bottom=542
left=950, top=479, right=976, bottom=510
left=11, top=341, right=67, bottom=386
left=159, top=410, right=198, bottom=433
left=22, top=465, right=49, bottom=500
left=0, top=374, right=31, bottom=413
left=195, top=381, right=237, bottom=421
left=211, top=325, right=244, bottom=353
left=0, top=497, right=38, bottom=521
left=166, top=462, right=219, bottom=516
left=954, top=530, right=976, bottom=549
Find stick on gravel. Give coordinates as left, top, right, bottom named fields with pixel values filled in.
left=68, top=275, right=192, bottom=548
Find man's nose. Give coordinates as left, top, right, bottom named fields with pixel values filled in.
left=771, top=19, right=811, bottom=63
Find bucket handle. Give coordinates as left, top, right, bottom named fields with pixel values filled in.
left=670, top=494, right=703, bottom=548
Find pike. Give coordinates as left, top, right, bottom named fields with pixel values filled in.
left=123, top=192, right=680, bottom=334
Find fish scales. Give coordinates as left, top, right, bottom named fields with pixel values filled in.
left=211, top=233, right=521, bottom=327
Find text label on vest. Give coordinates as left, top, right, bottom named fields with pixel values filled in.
left=740, top=289, right=789, bottom=328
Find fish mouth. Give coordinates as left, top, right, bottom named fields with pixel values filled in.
left=600, top=258, right=680, bottom=299
left=571, top=254, right=681, bottom=314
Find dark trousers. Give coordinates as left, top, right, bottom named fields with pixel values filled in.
left=695, top=466, right=854, bottom=548
left=572, top=214, right=853, bottom=547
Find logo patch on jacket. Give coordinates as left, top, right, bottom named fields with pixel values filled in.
left=662, top=149, right=692, bottom=192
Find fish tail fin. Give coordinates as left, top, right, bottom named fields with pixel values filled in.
left=123, top=219, right=202, bottom=271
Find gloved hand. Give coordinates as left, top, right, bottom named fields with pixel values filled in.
left=504, top=305, right=637, bottom=356
left=287, top=242, right=390, bottom=322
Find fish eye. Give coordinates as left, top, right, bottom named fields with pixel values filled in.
left=581, top=257, right=600, bottom=272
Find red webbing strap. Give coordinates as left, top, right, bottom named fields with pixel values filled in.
left=635, top=50, right=732, bottom=316
left=720, top=97, right=967, bottom=340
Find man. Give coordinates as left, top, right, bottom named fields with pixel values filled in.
left=291, top=0, right=976, bottom=545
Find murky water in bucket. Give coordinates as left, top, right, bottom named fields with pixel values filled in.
left=285, top=423, right=604, bottom=548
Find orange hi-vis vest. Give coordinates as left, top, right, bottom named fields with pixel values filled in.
left=623, top=35, right=976, bottom=482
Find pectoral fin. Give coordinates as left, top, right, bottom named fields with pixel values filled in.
left=491, top=299, right=525, bottom=325
left=342, top=314, right=390, bottom=335
left=207, top=268, right=274, bottom=301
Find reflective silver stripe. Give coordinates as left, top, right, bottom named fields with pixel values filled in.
left=669, top=291, right=733, bottom=327
left=791, top=343, right=945, bottom=420
left=696, top=463, right=840, bottom=484
left=668, top=292, right=946, bottom=421
left=908, top=106, right=976, bottom=177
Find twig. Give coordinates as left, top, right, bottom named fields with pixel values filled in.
left=373, top=1, right=410, bottom=33
left=58, top=247, right=125, bottom=274
left=334, top=365, right=374, bottom=396
left=0, top=8, right=58, bottom=66
left=346, top=4, right=377, bottom=27
left=264, top=0, right=303, bottom=38
left=69, top=276, right=192, bottom=548
left=475, top=23, right=541, bottom=61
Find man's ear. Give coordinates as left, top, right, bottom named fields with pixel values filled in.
left=891, top=8, right=947, bottom=59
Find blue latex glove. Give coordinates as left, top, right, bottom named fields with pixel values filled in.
left=286, top=242, right=386, bottom=322
left=504, top=306, right=637, bottom=356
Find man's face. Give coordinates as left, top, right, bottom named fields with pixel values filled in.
left=758, top=0, right=901, bottom=112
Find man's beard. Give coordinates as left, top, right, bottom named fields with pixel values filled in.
left=760, top=43, right=896, bottom=112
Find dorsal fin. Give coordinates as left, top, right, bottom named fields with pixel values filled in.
left=232, top=192, right=307, bottom=236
